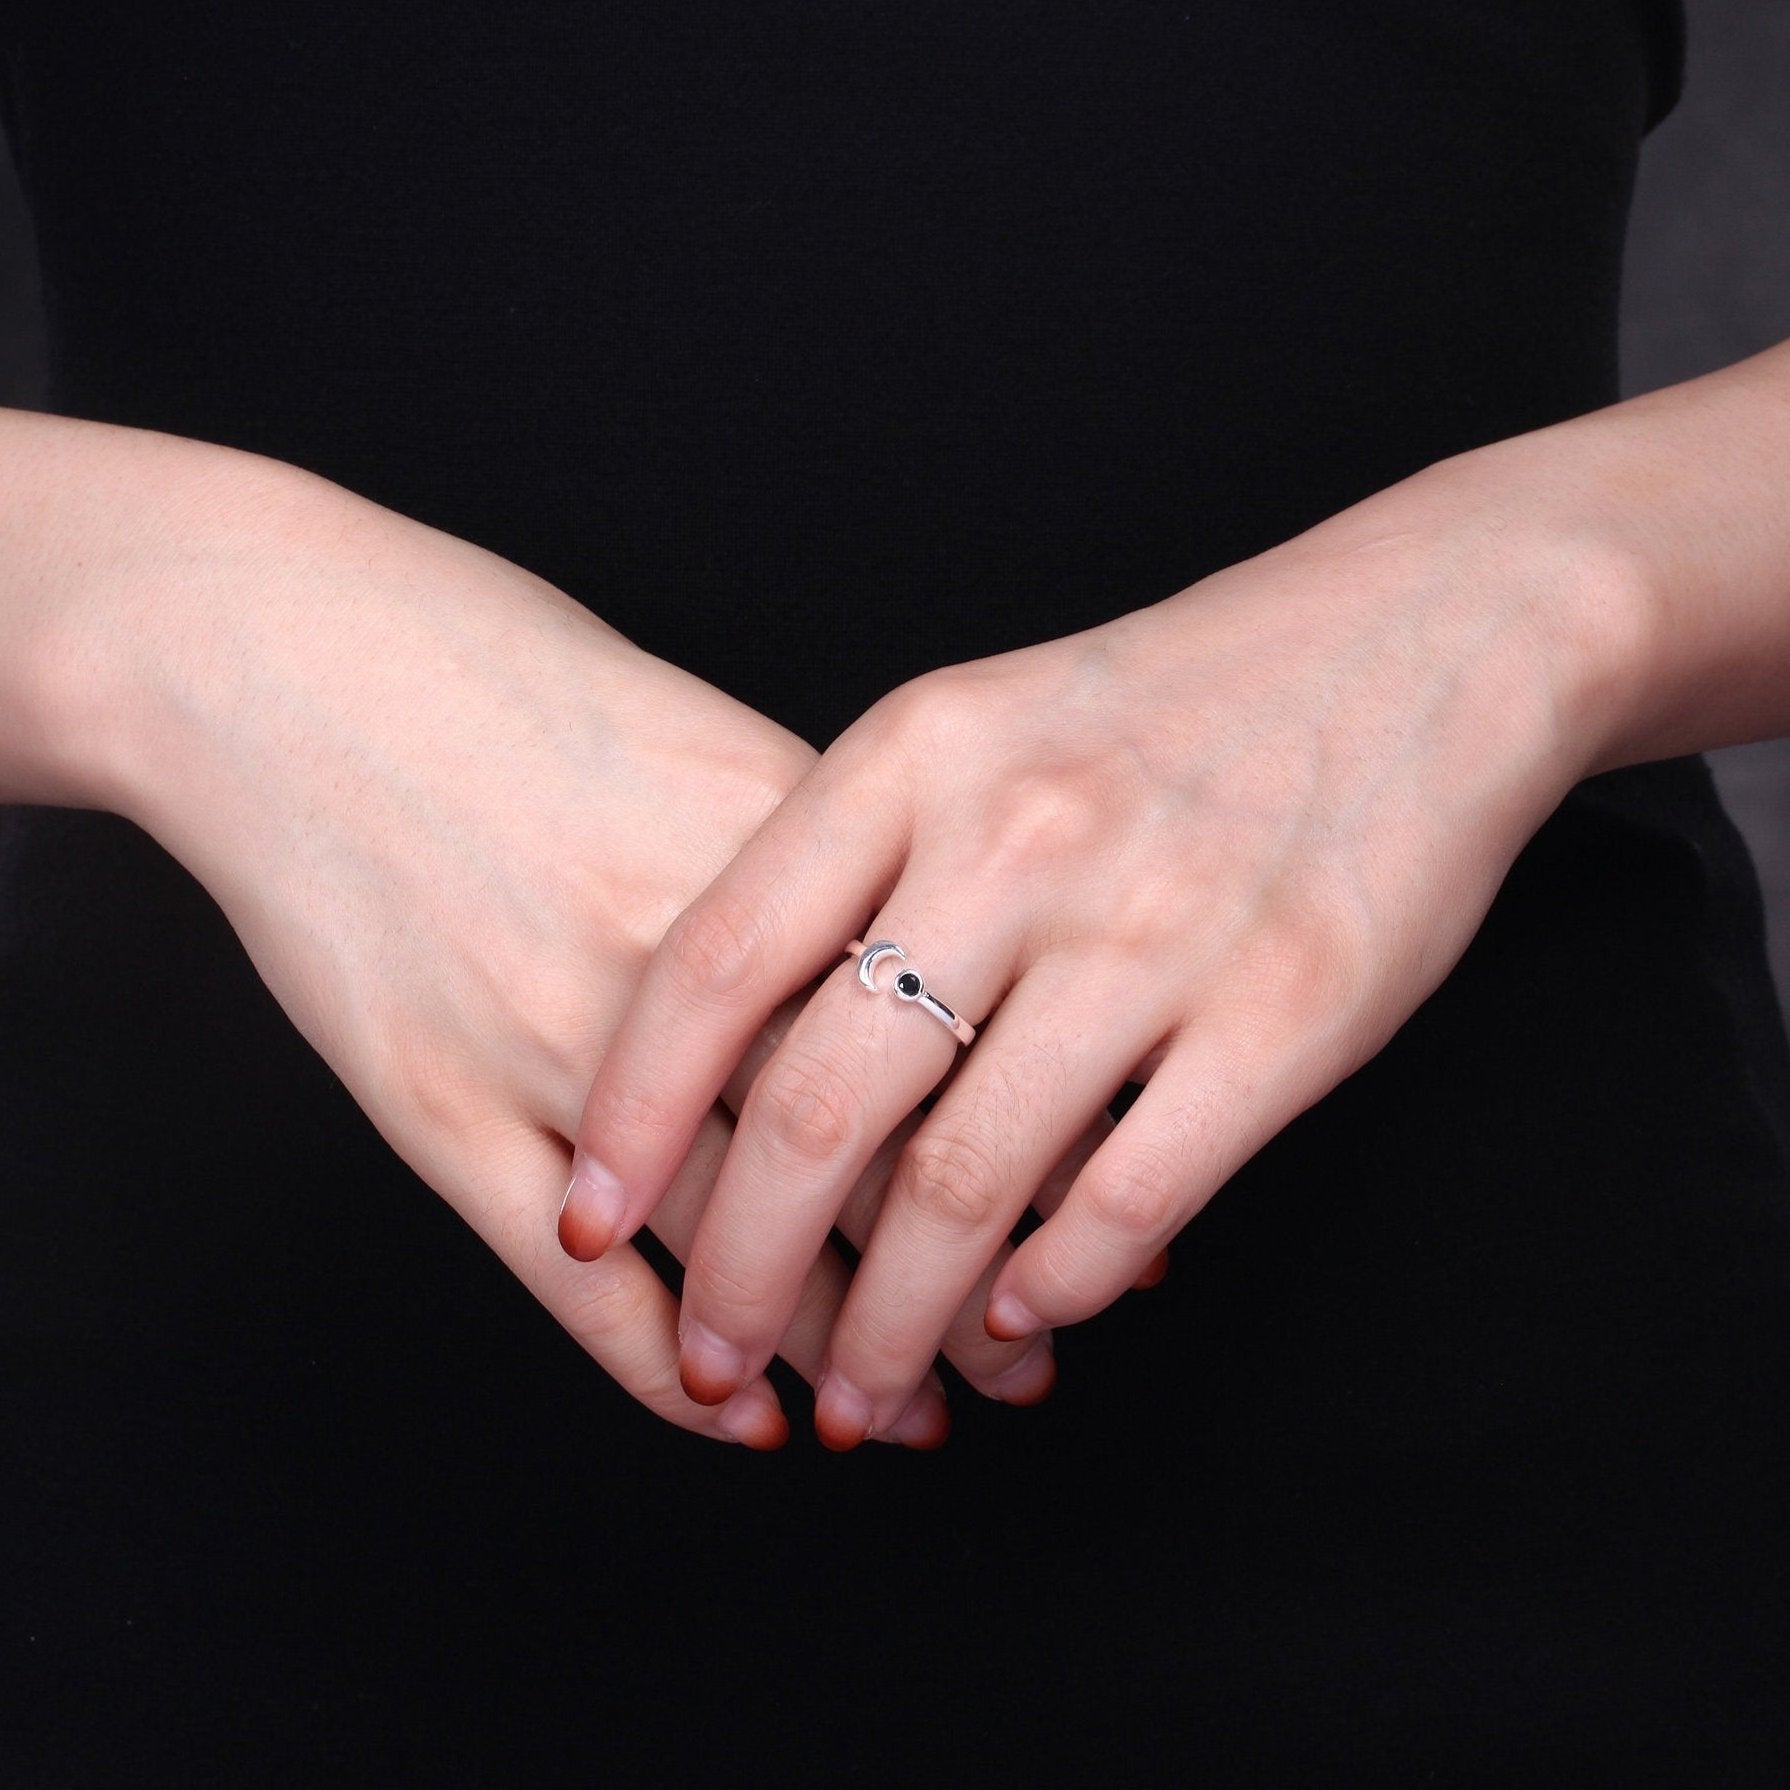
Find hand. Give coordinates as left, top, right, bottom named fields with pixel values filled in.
left=569, top=448, right=1622, bottom=1444
left=65, top=432, right=1056, bottom=1445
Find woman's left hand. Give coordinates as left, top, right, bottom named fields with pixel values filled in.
left=567, top=443, right=1635, bottom=1446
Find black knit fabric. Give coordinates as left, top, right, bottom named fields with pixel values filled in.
left=5, top=4, right=1789, bottom=1782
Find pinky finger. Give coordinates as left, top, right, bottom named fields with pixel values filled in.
left=1022, top=1109, right=1168, bottom=1293
left=985, top=1023, right=1319, bottom=1339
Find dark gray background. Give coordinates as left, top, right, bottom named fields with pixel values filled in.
left=1, top=0, right=1786, bottom=1003
left=1620, top=0, right=1790, bottom=1007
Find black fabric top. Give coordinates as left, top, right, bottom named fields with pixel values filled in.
left=7, top=5, right=1790, bottom=1783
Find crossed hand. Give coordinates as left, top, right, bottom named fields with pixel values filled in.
left=122, top=429, right=1595, bottom=1452
left=556, top=447, right=1597, bottom=1449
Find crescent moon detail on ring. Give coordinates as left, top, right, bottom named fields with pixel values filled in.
left=856, top=939, right=906, bottom=991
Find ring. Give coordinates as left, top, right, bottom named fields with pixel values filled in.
left=844, top=939, right=977, bottom=1047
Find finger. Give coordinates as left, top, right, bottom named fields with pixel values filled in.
left=1022, top=1100, right=1170, bottom=1292
left=724, top=1011, right=1044, bottom=1430
left=888, top=1092, right=1167, bottom=1292
left=917, top=1229, right=1058, bottom=1417
left=832, top=1120, right=1060, bottom=1422
left=719, top=1031, right=1152, bottom=1403
left=1132, top=1246, right=1173, bottom=1290
left=648, top=1100, right=952, bottom=1449
left=724, top=1009, right=1151, bottom=1404
left=563, top=759, right=903, bottom=1259
left=548, top=1022, right=949, bottom=1450
left=813, top=958, right=1163, bottom=1446
left=922, top=1114, right=1172, bottom=1392
left=708, top=999, right=1146, bottom=1421
left=987, top=1006, right=1338, bottom=1336
left=714, top=981, right=828, bottom=1113
left=459, top=1118, right=790, bottom=1449
left=675, top=898, right=1020, bottom=1405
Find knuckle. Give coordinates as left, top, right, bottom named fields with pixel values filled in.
left=869, top=669, right=953, bottom=735
left=1234, top=903, right=1371, bottom=1028
left=1082, top=1146, right=1184, bottom=1242
left=896, top=1125, right=1008, bottom=1234
left=562, top=1259, right=656, bottom=1340
left=691, top=1250, right=781, bottom=1328
left=856, top=678, right=926, bottom=743
left=835, top=1301, right=917, bottom=1377
left=665, top=893, right=770, bottom=1005
left=1023, top=1232, right=1094, bottom=1316
left=377, top=1025, right=485, bottom=1147
left=749, top=1049, right=860, bottom=1164
left=598, top=1072, right=687, bottom=1148
left=855, top=666, right=981, bottom=761
left=979, top=763, right=1112, bottom=879
left=491, top=961, right=607, bottom=1093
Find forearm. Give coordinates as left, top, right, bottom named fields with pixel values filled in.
left=1436, top=338, right=1790, bottom=775
left=0, top=406, right=291, bottom=809
left=0, top=406, right=654, bottom=837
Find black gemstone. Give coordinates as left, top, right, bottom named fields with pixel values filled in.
left=895, top=971, right=923, bottom=998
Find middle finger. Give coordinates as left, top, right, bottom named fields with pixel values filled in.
left=675, top=897, right=1022, bottom=1405
left=814, top=950, right=1164, bottom=1446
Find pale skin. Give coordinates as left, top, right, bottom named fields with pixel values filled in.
left=0, top=406, right=1074, bottom=1452
left=5, top=342, right=1790, bottom=1451
left=565, top=338, right=1790, bottom=1446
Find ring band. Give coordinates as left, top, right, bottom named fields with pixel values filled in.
left=844, top=939, right=977, bottom=1047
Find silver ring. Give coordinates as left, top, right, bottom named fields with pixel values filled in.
left=844, top=939, right=977, bottom=1047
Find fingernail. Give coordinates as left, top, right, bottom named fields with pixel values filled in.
left=986, top=1335, right=1057, bottom=1407
left=1133, top=1249, right=1171, bottom=1290
left=814, top=1368, right=875, bottom=1452
left=716, top=1382, right=789, bottom=1451
left=985, top=1291, right=1044, bottom=1341
left=557, top=1152, right=627, bottom=1260
left=883, top=1381, right=951, bottom=1450
left=679, top=1322, right=748, bottom=1406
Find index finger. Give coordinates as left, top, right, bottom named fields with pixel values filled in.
left=561, top=758, right=900, bottom=1260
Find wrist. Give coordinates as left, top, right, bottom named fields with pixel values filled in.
left=1390, top=427, right=1666, bottom=786
left=1419, top=341, right=1790, bottom=776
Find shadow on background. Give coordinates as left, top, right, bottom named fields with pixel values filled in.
left=1, top=0, right=1786, bottom=1003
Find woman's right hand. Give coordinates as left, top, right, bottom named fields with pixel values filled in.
left=18, top=412, right=1064, bottom=1444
